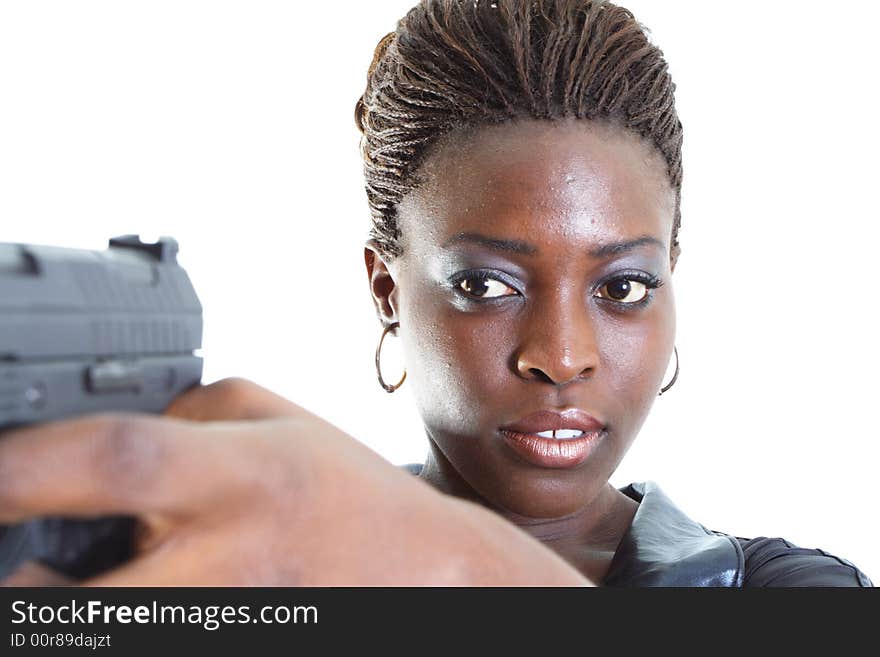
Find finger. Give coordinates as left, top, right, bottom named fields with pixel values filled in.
left=0, top=413, right=260, bottom=521
left=164, top=378, right=306, bottom=422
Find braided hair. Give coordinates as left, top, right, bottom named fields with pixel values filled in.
left=355, top=0, right=683, bottom=264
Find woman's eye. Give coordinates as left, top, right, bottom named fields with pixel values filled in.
left=458, top=276, right=517, bottom=299
left=595, top=278, right=649, bottom=304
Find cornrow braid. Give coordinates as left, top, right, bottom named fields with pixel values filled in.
left=355, top=0, right=683, bottom=263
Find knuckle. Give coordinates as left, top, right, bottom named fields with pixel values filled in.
left=92, top=415, right=166, bottom=494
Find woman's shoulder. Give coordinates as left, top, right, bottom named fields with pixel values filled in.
left=397, top=466, right=873, bottom=587
left=733, top=535, right=873, bottom=588
left=617, top=481, right=873, bottom=587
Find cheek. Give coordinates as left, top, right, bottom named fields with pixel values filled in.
left=400, top=302, right=512, bottom=431
left=597, top=302, right=675, bottom=429
left=599, top=321, right=664, bottom=390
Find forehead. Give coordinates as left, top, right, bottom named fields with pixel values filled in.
left=396, top=117, right=676, bottom=255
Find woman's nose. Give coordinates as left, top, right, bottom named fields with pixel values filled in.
left=513, top=294, right=600, bottom=386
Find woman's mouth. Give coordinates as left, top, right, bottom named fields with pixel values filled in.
left=498, top=408, right=606, bottom=468
left=498, top=429, right=604, bottom=468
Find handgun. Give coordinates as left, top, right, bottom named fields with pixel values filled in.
left=0, top=235, right=203, bottom=580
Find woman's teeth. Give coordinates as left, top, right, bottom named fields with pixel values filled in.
left=534, top=429, right=585, bottom=439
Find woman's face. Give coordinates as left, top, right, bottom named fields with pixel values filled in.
left=366, top=117, right=677, bottom=521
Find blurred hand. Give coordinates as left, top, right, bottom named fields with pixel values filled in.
left=0, top=379, right=591, bottom=586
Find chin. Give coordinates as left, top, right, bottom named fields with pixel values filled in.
left=479, top=456, right=613, bottom=520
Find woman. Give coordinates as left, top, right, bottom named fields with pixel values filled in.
left=0, top=0, right=871, bottom=586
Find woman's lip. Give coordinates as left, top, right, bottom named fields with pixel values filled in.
left=499, top=429, right=604, bottom=469
left=499, top=408, right=604, bottom=435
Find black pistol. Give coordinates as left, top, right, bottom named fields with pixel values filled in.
left=0, top=235, right=203, bottom=580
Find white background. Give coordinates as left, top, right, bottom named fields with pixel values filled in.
left=1, top=1, right=877, bottom=583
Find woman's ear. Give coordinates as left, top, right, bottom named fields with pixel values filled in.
left=364, top=241, right=399, bottom=326
left=670, top=243, right=681, bottom=274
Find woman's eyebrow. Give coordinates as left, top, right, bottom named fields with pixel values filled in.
left=442, top=232, right=537, bottom=255
left=590, top=236, right=666, bottom=258
left=441, top=232, right=665, bottom=258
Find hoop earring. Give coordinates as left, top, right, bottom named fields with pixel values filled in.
left=375, top=322, right=407, bottom=393
left=659, top=346, right=679, bottom=396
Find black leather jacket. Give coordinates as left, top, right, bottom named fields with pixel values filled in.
left=401, top=464, right=873, bottom=587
